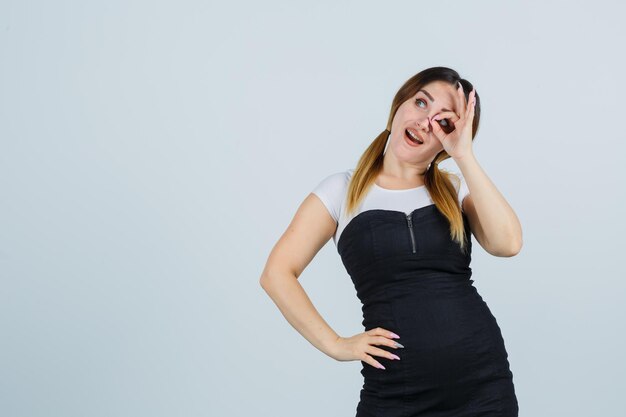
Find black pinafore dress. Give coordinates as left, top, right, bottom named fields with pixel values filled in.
left=337, top=204, right=519, bottom=416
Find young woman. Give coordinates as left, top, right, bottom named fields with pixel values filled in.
left=260, top=66, right=522, bottom=416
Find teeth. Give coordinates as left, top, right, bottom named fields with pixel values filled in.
left=407, top=129, right=423, bottom=143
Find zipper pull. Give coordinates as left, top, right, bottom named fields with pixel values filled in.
left=406, top=214, right=416, bottom=253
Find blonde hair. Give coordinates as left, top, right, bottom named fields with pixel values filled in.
left=344, top=67, right=481, bottom=254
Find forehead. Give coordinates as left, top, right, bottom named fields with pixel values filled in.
left=414, top=81, right=457, bottom=112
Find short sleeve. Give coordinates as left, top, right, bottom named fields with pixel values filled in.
left=457, top=173, right=470, bottom=211
left=311, top=171, right=350, bottom=223
left=450, top=172, right=470, bottom=211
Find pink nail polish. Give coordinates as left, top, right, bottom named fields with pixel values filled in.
left=390, top=332, right=400, bottom=339
left=378, top=364, right=386, bottom=370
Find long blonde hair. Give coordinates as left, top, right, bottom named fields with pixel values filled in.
left=344, top=67, right=481, bottom=253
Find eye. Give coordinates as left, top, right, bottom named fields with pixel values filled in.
left=437, top=117, right=455, bottom=133
left=415, top=98, right=427, bottom=108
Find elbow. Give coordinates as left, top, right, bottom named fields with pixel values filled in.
left=499, top=237, right=523, bottom=257
left=510, top=233, right=523, bottom=256
left=259, top=270, right=297, bottom=290
left=259, top=272, right=271, bottom=289
left=488, top=235, right=523, bottom=257
left=492, top=219, right=523, bottom=257
left=259, top=276, right=277, bottom=296
left=506, top=241, right=523, bottom=257
left=259, top=274, right=272, bottom=289
left=259, top=266, right=281, bottom=289
left=507, top=222, right=524, bottom=256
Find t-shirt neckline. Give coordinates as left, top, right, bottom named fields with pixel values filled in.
left=373, top=183, right=426, bottom=192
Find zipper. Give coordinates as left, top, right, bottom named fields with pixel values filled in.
left=406, top=213, right=416, bottom=253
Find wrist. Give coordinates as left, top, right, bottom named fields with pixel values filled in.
left=323, top=335, right=342, bottom=358
left=453, top=151, right=477, bottom=167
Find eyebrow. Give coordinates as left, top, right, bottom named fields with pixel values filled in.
left=417, top=89, right=454, bottom=113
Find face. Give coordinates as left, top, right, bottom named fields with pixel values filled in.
left=388, top=80, right=460, bottom=164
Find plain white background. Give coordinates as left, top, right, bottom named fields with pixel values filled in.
left=1, top=1, right=625, bottom=416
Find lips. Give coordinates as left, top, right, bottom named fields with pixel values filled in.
left=405, top=128, right=424, bottom=144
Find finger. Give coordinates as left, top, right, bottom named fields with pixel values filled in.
left=370, top=327, right=399, bottom=340
left=371, top=335, right=404, bottom=349
left=431, top=117, right=447, bottom=142
left=366, top=345, right=401, bottom=361
left=456, top=82, right=467, bottom=117
left=465, top=88, right=477, bottom=119
left=362, top=353, right=386, bottom=370
left=468, top=91, right=477, bottom=121
left=434, top=110, right=459, bottom=119
left=434, top=111, right=461, bottom=123
left=431, top=121, right=444, bottom=143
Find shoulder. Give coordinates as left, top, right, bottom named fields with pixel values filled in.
left=311, top=169, right=353, bottom=222
left=314, top=169, right=352, bottom=188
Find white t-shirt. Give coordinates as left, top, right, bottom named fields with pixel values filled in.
left=311, top=168, right=470, bottom=248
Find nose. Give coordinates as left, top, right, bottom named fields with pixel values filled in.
left=416, top=118, right=432, bottom=132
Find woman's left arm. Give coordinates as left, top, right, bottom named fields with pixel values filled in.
left=455, top=153, right=523, bottom=257
left=431, top=84, right=523, bottom=257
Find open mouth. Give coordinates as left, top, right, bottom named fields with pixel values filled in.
left=405, top=129, right=424, bottom=145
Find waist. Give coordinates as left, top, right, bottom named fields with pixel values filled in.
left=358, top=274, right=486, bottom=331
left=355, top=271, right=475, bottom=301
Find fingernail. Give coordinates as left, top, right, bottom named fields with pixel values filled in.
left=378, top=364, right=386, bottom=370
left=390, top=332, right=400, bottom=339
left=394, top=342, right=404, bottom=348
left=391, top=354, right=401, bottom=360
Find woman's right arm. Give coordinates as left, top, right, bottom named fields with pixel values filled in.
left=259, top=192, right=340, bottom=358
left=259, top=193, right=403, bottom=369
